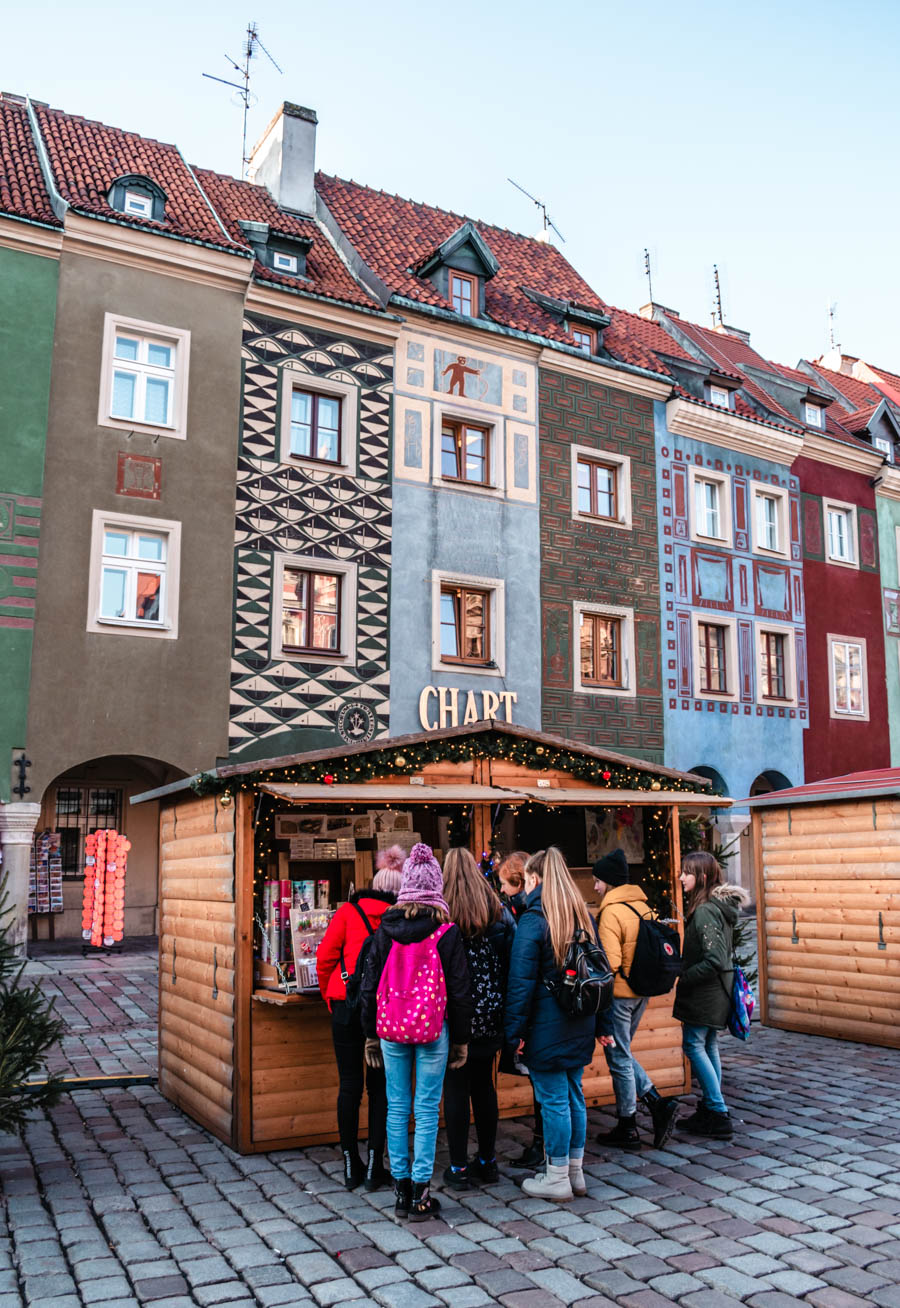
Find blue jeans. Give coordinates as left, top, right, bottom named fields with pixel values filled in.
left=599, top=995, right=653, bottom=1117
left=682, top=1023, right=727, bottom=1114
left=529, top=1067, right=587, bottom=1166
left=381, top=1025, right=449, bottom=1183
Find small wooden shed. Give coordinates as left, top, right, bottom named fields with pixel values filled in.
left=749, top=768, right=900, bottom=1049
left=134, top=723, right=726, bottom=1153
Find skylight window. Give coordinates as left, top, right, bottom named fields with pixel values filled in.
left=123, top=189, right=153, bottom=218
left=273, top=251, right=299, bottom=273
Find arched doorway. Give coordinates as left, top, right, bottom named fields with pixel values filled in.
left=749, top=769, right=792, bottom=797
left=687, top=765, right=728, bottom=796
left=34, top=755, right=186, bottom=941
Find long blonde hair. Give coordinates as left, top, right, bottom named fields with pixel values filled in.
left=443, top=847, right=501, bottom=937
left=526, top=846, right=594, bottom=967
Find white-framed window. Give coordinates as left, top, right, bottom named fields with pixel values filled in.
left=709, top=385, right=731, bottom=408
left=279, top=372, right=359, bottom=470
left=87, top=509, right=181, bottom=639
left=691, top=612, right=739, bottom=702
left=828, top=633, right=868, bottom=719
left=432, top=404, right=503, bottom=497
left=750, top=483, right=790, bottom=557
left=823, top=498, right=858, bottom=568
left=874, top=435, right=893, bottom=461
left=123, top=189, right=154, bottom=218
left=573, top=601, right=636, bottom=698
left=431, top=570, right=505, bottom=676
left=570, top=443, right=632, bottom=530
left=271, top=553, right=357, bottom=663
left=272, top=251, right=299, bottom=273
left=805, top=403, right=824, bottom=428
left=689, top=466, right=732, bottom=545
left=98, top=313, right=190, bottom=440
left=755, top=621, right=798, bottom=707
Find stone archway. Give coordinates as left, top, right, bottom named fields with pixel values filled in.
left=749, top=769, right=793, bottom=796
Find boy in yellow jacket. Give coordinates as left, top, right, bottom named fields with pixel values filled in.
left=594, top=849, right=679, bottom=1151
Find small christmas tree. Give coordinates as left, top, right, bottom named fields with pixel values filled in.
left=0, top=875, right=64, bottom=1133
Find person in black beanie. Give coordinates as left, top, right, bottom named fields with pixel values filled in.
left=593, top=848, right=679, bottom=1151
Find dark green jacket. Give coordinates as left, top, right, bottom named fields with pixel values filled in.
left=672, top=885, right=748, bottom=1029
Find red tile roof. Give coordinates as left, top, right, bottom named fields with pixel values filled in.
left=668, top=319, right=798, bottom=422
left=745, top=767, right=900, bottom=807
left=33, top=105, right=244, bottom=253
left=0, top=98, right=59, bottom=227
left=315, top=173, right=668, bottom=373
left=195, top=168, right=378, bottom=311
left=604, top=307, right=697, bottom=376
left=839, top=403, right=881, bottom=434
left=800, top=363, right=884, bottom=412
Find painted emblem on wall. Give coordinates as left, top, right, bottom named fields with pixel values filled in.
left=116, top=453, right=161, bottom=500
left=884, top=589, right=900, bottom=635
left=337, top=701, right=377, bottom=744
left=435, top=351, right=501, bottom=405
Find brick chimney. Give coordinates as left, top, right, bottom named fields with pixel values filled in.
left=639, top=302, right=680, bottom=321
left=248, top=102, right=317, bottom=216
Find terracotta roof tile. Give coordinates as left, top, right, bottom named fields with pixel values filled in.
left=194, top=168, right=378, bottom=310
left=0, top=98, right=59, bottom=226
left=34, top=104, right=244, bottom=253
left=839, top=403, right=881, bottom=434
left=799, top=363, right=883, bottom=411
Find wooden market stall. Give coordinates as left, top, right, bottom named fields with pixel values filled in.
left=748, top=767, right=900, bottom=1049
left=134, top=723, right=728, bottom=1153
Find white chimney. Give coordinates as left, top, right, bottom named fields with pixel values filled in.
left=248, top=102, right=317, bottom=216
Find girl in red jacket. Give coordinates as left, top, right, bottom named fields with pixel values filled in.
left=317, top=847, right=402, bottom=1189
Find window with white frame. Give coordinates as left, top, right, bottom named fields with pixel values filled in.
left=87, top=510, right=180, bottom=639
left=874, top=434, right=893, bottom=461
left=691, top=612, right=738, bottom=701
left=272, top=251, right=299, bottom=273
left=804, top=403, right=824, bottom=428
left=432, top=570, right=504, bottom=675
left=99, top=314, right=190, bottom=439
left=828, top=634, right=867, bottom=718
left=571, top=444, right=632, bottom=529
left=279, top=373, right=359, bottom=470
left=689, top=467, right=732, bottom=545
left=751, top=483, right=789, bottom=556
left=123, top=189, right=154, bottom=218
left=754, top=622, right=798, bottom=706
left=573, top=602, right=636, bottom=697
left=709, top=385, right=730, bottom=408
left=271, top=554, right=357, bottom=662
left=824, top=499, right=857, bottom=566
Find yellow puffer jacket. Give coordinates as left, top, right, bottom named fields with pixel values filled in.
left=596, top=884, right=653, bottom=999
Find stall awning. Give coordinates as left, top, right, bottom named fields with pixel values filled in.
left=259, top=783, right=528, bottom=804
left=495, top=786, right=731, bottom=807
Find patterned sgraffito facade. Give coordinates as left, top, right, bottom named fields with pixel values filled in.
left=229, top=311, right=392, bottom=759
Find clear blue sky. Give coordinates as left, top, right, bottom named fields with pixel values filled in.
left=8, top=0, right=899, bottom=368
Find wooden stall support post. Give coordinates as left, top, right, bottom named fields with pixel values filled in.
left=471, top=756, right=490, bottom=864
left=233, top=788, right=254, bottom=1153
left=752, top=810, right=768, bottom=1026
left=668, top=805, right=690, bottom=1095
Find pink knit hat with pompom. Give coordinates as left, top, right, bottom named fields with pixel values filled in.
left=372, top=844, right=404, bottom=895
left=398, top=842, right=449, bottom=912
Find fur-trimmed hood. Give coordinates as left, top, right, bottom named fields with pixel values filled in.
left=706, top=882, right=750, bottom=926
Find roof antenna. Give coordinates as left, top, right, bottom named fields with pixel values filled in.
left=828, top=301, right=839, bottom=352
left=507, top=178, right=565, bottom=244
left=644, top=248, right=654, bottom=303
left=712, top=263, right=724, bottom=327
left=203, top=21, right=283, bottom=178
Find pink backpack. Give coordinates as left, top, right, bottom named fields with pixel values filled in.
left=376, top=923, right=452, bottom=1044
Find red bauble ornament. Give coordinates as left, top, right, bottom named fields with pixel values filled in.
left=602, top=770, right=612, bottom=781
left=323, top=773, right=335, bottom=785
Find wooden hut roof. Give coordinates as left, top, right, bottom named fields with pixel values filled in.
left=745, top=767, right=900, bottom=808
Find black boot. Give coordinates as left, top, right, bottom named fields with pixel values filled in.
left=681, top=1107, right=733, bottom=1139
left=468, top=1155, right=499, bottom=1184
left=342, top=1149, right=365, bottom=1190
left=394, top=1176, right=412, bottom=1219
left=641, top=1088, right=680, bottom=1150
left=509, top=1138, right=544, bottom=1168
left=596, top=1114, right=641, bottom=1151
left=442, top=1163, right=470, bottom=1191
left=364, top=1148, right=391, bottom=1192
left=677, top=1104, right=710, bottom=1134
left=409, top=1180, right=442, bottom=1222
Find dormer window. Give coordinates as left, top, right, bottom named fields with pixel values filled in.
left=450, top=271, right=478, bottom=317
left=273, top=251, right=299, bottom=274
left=108, top=175, right=166, bottom=222
left=874, top=435, right=893, bottom=461
left=805, top=403, right=824, bottom=428
left=572, top=327, right=597, bottom=355
left=709, top=385, right=731, bottom=408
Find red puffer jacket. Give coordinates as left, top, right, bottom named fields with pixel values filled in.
left=317, top=889, right=396, bottom=1010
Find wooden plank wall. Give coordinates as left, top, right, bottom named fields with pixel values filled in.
left=760, top=799, right=900, bottom=1048
left=159, top=795, right=236, bottom=1143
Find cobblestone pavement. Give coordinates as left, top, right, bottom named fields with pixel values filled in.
left=25, top=938, right=157, bottom=1080
left=4, top=1018, right=900, bottom=1308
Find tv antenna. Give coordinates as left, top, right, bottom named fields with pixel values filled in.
left=644, top=248, right=654, bottom=302
left=203, top=22, right=283, bottom=178
left=507, top=178, right=565, bottom=243
left=828, top=301, right=839, bottom=351
left=712, top=263, right=724, bottom=327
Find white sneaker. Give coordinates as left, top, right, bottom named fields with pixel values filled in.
left=569, top=1159, right=586, bottom=1196
left=521, top=1161, right=573, bottom=1202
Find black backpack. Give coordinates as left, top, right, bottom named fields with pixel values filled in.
left=338, top=901, right=374, bottom=1019
left=546, top=926, right=614, bottom=1018
left=605, top=902, right=681, bottom=997
left=465, top=932, right=505, bottom=1041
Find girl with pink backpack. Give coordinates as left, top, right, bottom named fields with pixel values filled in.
left=359, top=844, right=473, bottom=1221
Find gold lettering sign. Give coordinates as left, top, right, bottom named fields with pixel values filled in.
left=418, top=686, right=517, bottom=731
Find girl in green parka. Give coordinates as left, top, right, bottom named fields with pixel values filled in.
left=673, top=851, right=749, bottom=1139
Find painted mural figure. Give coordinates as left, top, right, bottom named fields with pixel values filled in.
left=443, top=356, right=480, bottom=397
